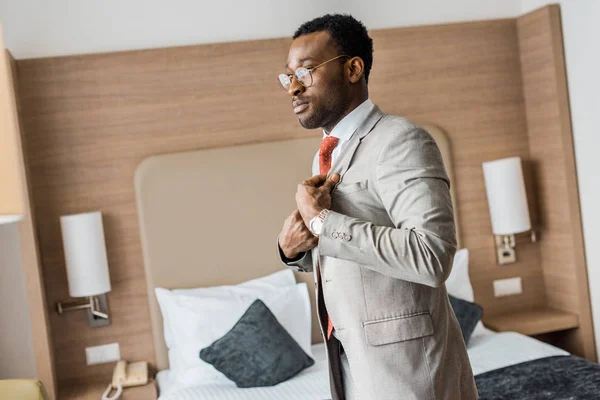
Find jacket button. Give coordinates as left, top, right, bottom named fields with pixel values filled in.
left=332, top=232, right=339, bottom=239
left=343, top=234, right=352, bottom=242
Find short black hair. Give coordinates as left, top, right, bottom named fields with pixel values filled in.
left=293, top=14, right=374, bottom=83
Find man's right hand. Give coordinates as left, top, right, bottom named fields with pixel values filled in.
left=278, top=209, right=318, bottom=259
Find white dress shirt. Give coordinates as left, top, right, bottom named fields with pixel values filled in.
left=312, top=99, right=374, bottom=175
left=309, top=99, right=374, bottom=340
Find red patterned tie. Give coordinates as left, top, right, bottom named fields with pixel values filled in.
left=319, top=136, right=339, bottom=175
left=319, top=135, right=339, bottom=340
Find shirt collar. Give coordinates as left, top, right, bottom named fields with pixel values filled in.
left=323, top=99, right=374, bottom=141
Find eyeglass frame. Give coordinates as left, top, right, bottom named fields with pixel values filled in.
left=278, top=54, right=351, bottom=91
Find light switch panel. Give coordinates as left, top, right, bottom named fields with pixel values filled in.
left=85, top=342, right=120, bottom=365
left=493, top=277, right=523, bottom=297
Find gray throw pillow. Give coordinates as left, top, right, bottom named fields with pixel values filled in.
left=199, top=299, right=314, bottom=388
left=449, top=294, right=483, bottom=345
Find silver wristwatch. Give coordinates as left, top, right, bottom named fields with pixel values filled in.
left=309, top=209, right=330, bottom=237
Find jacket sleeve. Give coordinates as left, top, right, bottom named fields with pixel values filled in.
left=317, top=127, right=457, bottom=287
left=275, top=151, right=320, bottom=274
left=276, top=238, right=314, bottom=273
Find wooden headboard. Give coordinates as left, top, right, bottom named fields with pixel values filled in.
left=134, top=126, right=458, bottom=370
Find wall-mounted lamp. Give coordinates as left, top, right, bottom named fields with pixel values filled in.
left=482, top=156, right=536, bottom=265
left=57, top=211, right=112, bottom=327
left=0, top=26, right=25, bottom=225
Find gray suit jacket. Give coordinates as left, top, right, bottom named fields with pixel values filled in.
left=279, top=105, right=478, bottom=400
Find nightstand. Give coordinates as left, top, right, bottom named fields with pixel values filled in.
left=59, top=380, right=158, bottom=400
left=482, top=307, right=579, bottom=336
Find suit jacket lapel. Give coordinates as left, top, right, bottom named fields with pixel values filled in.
left=329, top=105, right=385, bottom=185
left=316, top=106, right=384, bottom=264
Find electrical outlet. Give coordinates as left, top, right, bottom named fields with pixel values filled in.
left=493, top=277, right=523, bottom=297
left=85, top=343, right=120, bottom=365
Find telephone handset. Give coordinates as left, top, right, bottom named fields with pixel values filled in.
left=102, top=361, right=148, bottom=400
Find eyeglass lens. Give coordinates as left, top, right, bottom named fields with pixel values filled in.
left=278, top=67, right=312, bottom=90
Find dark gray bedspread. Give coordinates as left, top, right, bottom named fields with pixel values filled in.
left=475, top=355, right=600, bottom=399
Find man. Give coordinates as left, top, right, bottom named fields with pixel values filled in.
left=276, top=14, right=478, bottom=400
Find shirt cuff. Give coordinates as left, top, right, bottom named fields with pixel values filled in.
left=278, top=243, right=307, bottom=264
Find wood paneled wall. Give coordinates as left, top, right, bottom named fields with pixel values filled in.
left=13, top=6, right=593, bottom=395
left=517, top=6, right=595, bottom=358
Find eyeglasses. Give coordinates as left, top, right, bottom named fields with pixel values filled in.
left=278, top=55, right=350, bottom=91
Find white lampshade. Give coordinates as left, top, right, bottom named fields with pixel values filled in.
left=482, top=157, right=531, bottom=235
left=60, top=211, right=112, bottom=297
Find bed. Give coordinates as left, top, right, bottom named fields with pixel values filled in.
left=151, top=269, right=600, bottom=400
left=155, top=328, right=600, bottom=400
left=134, top=128, right=600, bottom=400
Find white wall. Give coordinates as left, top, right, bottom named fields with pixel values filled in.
left=0, top=222, right=37, bottom=379
left=522, top=0, right=600, bottom=360
left=0, top=0, right=520, bottom=59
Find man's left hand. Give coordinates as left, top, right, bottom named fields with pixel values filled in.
left=296, top=173, right=340, bottom=226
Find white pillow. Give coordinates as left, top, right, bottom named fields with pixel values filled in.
left=156, top=275, right=312, bottom=387
left=446, top=249, right=486, bottom=338
left=157, top=269, right=295, bottom=351
left=446, top=249, right=474, bottom=301
left=172, top=283, right=312, bottom=388
left=173, top=268, right=296, bottom=296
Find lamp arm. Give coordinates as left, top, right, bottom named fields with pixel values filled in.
left=91, top=296, right=109, bottom=319
left=57, top=297, right=93, bottom=314
left=57, top=296, right=109, bottom=319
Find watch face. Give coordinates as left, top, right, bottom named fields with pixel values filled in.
left=309, top=217, right=317, bottom=233
left=310, top=217, right=321, bottom=235
left=313, top=219, right=323, bottom=235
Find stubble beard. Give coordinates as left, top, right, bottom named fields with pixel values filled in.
left=298, top=94, right=348, bottom=132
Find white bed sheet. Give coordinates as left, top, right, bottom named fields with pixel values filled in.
left=467, top=328, right=568, bottom=375
left=157, top=329, right=569, bottom=399
left=157, top=344, right=330, bottom=400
